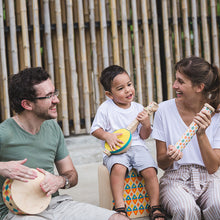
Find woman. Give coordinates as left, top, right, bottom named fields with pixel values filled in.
left=152, top=56, right=220, bottom=220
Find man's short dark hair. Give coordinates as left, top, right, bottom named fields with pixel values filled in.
left=9, top=67, right=50, bottom=113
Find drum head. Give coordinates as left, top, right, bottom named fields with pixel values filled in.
left=105, top=128, right=131, bottom=154
left=11, top=169, right=51, bottom=214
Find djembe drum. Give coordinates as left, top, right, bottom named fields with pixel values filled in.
left=2, top=169, right=51, bottom=215
left=104, top=102, right=159, bottom=156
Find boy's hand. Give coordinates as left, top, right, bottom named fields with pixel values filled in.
left=137, top=110, right=151, bottom=128
left=105, top=132, right=124, bottom=151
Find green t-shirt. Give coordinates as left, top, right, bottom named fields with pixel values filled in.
left=0, top=118, right=69, bottom=219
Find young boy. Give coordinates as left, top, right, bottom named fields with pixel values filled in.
left=91, top=65, right=166, bottom=219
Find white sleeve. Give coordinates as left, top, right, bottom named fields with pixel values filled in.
left=212, top=114, right=220, bottom=149
left=151, top=107, right=166, bottom=142
left=90, top=105, right=108, bottom=134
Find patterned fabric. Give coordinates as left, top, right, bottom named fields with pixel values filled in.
left=159, top=165, right=220, bottom=220
left=2, top=179, right=23, bottom=215
left=112, top=169, right=150, bottom=218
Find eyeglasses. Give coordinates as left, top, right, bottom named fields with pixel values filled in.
left=34, top=90, right=59, bottom=100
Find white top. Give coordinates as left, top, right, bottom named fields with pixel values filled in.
left=151, top=99, right=220, bottom=170
left=90, top=99, right=146, bottom=148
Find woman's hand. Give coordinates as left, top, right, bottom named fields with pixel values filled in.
left=167, top=145, right=183, bottom=161
left=194, top=110, right=211, bottom=135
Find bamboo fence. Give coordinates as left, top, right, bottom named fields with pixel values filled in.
left=0, top=0, right=219, bottom=136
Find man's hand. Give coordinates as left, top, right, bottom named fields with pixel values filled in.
left=37, top=168, right=64, bottom=197
left=0, top=158, right=38, bottom=182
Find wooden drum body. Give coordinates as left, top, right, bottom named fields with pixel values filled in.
left=2, top=169, right=51, bottom=215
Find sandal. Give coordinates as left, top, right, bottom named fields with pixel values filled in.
left=113, top=205, right=128, bottom=216
left=149, top=205, right=167, bottom=220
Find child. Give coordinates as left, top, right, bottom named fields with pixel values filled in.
left=91, top=65, right=166, bottom=220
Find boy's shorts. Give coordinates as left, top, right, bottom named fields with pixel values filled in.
left=103, top=145, right=158, bottom=175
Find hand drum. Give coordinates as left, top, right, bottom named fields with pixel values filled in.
left=2, top=169, right=51, bottom=215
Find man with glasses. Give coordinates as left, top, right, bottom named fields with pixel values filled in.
left=0, top=67, right=129, bottom=220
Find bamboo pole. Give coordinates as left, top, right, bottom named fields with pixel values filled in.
left=151, top=0, right=163, bottom=103
left=110, top=0, right=120, bottom=64
left=89, top=0, right=100, bottom=111
left=50, top=0, right=61, bottom=121
left=131, top=0, right=142, bottom=104
left=27, top=1, right=36, bottom=67
left=96, top=3, right=105, bottom=103
left=55, top=0, right=69, bottom=136
left=162, top=0, right=173, bottom=99
left=120, top=0, right=130, bottom=74
left=127, top=2, right=133, bottom=80
left=141, top=0, right=153, bottom=102
left=84, top=1, right=94, bottom=118
left=32, top=0, right=42, bottom=66
left=99, top=0, right=109, bottom=68
left=191, top=0, right=200, bottom=56
left=20, top=0, right=31, bottom=67
left=16, top=0, right=24, bottom=69
left=172, top=0, right=180, bottom=62
left=136, top=1, right=144, bottom=100
left=77, top=0, right=91, bottom=133
left=176, top=1, right=183, bottom=58
left=75, top=29, right=84, bottom=119
left=107, top=10, right=114, bottom=66
left=8, top=0, right=19, bottom=74
left=0, top=0, right=10, bottom=119
left=66, top=0, right=81, bottom=134
left=181, top=0, right=191, bottom=57
left=201, top=0, right=210, bottom=62
left=4, top=1, right=12, bottom=76
left=73, top=2, right=85, bottom=122
left=106, top=0, right=114, bottom=66
left=210, top=0, right=219, bottom=67
left=43, top=0, right=55, bottom=82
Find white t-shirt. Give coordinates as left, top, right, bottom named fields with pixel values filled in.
left=90, top=99, right=146, bottom=148
left=151, top=99, right=220, bottom=170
